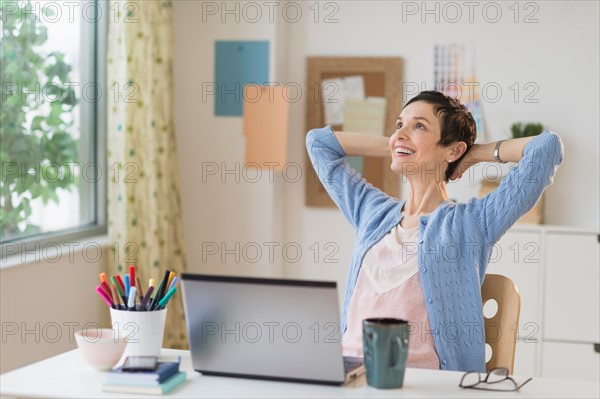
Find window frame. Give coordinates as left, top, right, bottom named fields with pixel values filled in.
left=0, top=0, right=107, bottom=261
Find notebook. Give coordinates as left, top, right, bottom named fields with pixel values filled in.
left=180, top=274, right=364, bottom=385
left=102, top=371, right=186, bottom=395
left=106, top=361, right=179, bottom=384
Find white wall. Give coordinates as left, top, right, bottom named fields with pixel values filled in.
left=173, top=0, right=289, bottom=279
left=173, top=0, right=599, bottom=293
left=0, top=244, right=109, bottom=373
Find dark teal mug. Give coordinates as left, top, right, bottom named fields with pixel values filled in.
left=363, top=318, right=410, bottom=389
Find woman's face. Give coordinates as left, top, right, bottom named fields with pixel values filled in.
left=388, top=101, right=458, bottom=180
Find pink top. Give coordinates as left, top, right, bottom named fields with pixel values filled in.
left=341, top=224, right=440, bottom=370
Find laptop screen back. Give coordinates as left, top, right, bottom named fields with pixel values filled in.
left=181, top=274, right=346, bottom=384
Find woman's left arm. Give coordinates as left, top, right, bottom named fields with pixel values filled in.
left=451, top=136, right=537, bottom=177
left=452, top=131, right=564, bottom=243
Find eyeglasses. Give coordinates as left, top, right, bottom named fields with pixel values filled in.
left=459, top=367, right=533, bottom=392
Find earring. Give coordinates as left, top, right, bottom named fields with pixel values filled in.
left=448, top=159, right=453, bottom=163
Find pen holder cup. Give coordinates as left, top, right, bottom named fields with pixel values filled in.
left=110, top=307, right=167, bottom=362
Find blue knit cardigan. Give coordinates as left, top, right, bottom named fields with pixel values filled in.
left=305, top=126, right=563, bottom=372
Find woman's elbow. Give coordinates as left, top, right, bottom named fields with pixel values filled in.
left=305, top=129, right=314, bottom=149
left=542, top=129, right=565, bottom=166
left=550, top=130, right=565, bottom=166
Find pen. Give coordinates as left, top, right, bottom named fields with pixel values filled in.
left=124, top=275, right=131, bottom=300
left=98, top=282, right=110, bottom=298
left=101, top=281, right=113, bottom=303
left=150, top=270, right=170, bottom=311
left=148, top=278, right=155, bottom=295
left=136, top=277, right=144, bottom=302
left=166, top=271, right=175, bottom=293
left=140, top=286, right=154, bottom=311
left=168, top=276, right=178, bottom=291
left=112, top=276, right=127, bottom=306
left=129, top=265, right=136, bottom=288
left=148, top=279, right=164, bottom=311
left=147, top=279, right=156, bottom=309
left=127, top=286, right=137, bottom=311
left=157, top=287, right=177, bottom=310
left=99, top=272, right=108, bottom=285
left=110, top=284, right=123, bottom=310
left=115, top=275, right=126, bottom=295
left=158, top=270, right=171, bottom=299
left=96, top=285, right=115, bottom=309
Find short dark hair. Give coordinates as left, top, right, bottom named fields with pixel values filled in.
left=404, top=91, right=477, bottom=182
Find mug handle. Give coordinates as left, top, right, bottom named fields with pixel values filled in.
left=392, top=335, right=407, bottom=371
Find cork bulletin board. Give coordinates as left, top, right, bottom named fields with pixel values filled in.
left=305, top=57, right=403, bottom=207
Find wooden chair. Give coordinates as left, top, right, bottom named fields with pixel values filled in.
left=481, top=274, right=521, bottom=374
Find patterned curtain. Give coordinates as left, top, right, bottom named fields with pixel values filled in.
left=106, top=0, right=187, bottom=349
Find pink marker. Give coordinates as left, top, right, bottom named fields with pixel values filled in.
left=96, top=285, right=114, bottom=309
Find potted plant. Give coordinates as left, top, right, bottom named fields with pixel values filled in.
left=479, top=122, right=546, bottom=224
left=511, top=122, right=545, bottom=139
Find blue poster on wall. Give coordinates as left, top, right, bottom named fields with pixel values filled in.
left=215, top=40, right=270, bottom=116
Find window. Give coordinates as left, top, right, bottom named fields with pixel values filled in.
left=0, top=0, right=106, bottom=250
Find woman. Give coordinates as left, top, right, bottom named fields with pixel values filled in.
left=305, top=91, right=563, bottom=372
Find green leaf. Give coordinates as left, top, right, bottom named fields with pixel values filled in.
left=0, top=0, right=79, bottom=238
left=31, top=115, right=45, bottom=131
left=511, top=122, right=544, bottom=139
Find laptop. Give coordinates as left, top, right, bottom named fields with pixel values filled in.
left=180, top=273, right=364, bottom=385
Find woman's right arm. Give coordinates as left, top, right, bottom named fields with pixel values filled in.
left=333, top=131, right=391, bottom=157
left=305, top=127, right=392, bottom=230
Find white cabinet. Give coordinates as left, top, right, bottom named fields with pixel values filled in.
left=486, top=226, right=599, bottom=381
left=541, top=231, right=599, bottom=382
left=543, top=233, right=600, bottom=343
left=542, top=341, right=600, bottom=381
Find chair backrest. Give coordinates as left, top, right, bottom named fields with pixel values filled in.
left=481, top=274, right=521, bottom=374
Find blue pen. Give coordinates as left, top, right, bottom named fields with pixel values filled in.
left=127, top=286, right=137, bottom=311
left=124, top=275, right=131, bottom=299
left=168, top=276, right=178, bottom=291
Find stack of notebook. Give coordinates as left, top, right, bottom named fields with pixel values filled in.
left=102, top=360, right=186, bottom=395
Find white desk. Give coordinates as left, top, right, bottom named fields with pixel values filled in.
left=1, top=349, right=598, bottom=398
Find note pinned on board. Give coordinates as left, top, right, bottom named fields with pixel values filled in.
left=433, top=43, right=486, bottom=142
left=243, top=85, right=288, bottom=171
left=321, top=76, right=365, bottom=125
left=215, top=41, right=269, bottom=116
left=343, top=97, right=387, bottom=136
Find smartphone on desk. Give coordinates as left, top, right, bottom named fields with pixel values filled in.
left=122, top=356, right=158, bottom=372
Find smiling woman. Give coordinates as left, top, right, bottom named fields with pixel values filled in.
left=390, top=92, right=476, bottom=184
left=306, top=90, right=564, bottom=372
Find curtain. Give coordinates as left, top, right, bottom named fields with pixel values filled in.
left=106, top=0, right=187, bottom=349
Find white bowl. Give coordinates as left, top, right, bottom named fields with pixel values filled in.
left=74, top=328, right=127, bottom=370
